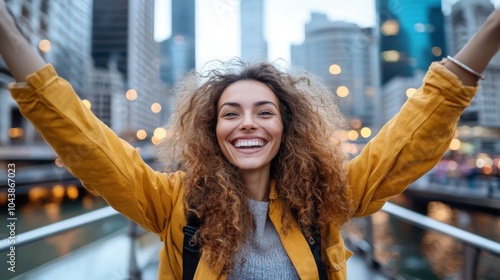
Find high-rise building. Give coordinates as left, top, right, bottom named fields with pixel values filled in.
left=159, top=0, right=196, bottom=85
left=380, top=71, right=426, bottom=125
left=448, top=0, right=500, bottom=153
left=240, top=0, right=268, bottom=61
left=377, top=0, right=446, bottom=84
left=291, top=13, right=380, bottom=134
left=0, top=0, right=93, bottom=145
left=92, top=0, right=162, bottom=137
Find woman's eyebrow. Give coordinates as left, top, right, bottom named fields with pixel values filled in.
left=219, top=102, right=241, bottom=110
left=255, top=101, right=278, bottom=108
left=219, top=100, right=278, bottom=111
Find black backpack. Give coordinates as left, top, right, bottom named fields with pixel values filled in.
left=182, top=213, right=327, bottom=280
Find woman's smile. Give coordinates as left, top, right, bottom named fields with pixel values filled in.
left=216, top=80, right=283, bottom=172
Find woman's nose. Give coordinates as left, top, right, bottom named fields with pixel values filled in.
left=239, top=114, right=257, bottom=130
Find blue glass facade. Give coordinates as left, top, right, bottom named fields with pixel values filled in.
left=378, top=0, right=446, bottom=84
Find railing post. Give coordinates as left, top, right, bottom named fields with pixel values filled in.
left=128, top=221, right=141, bottom=280
left=366, top=216, right=376, bottom=267
left=462, top=244, right=480, bottom=280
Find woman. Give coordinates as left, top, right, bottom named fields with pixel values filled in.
left=1, top=1, right=499, bottom=278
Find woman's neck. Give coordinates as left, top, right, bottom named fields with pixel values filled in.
left=240, top=167, right=271, bottom=201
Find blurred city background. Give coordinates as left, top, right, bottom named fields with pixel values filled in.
left=0, top=0, right=499, bottom=279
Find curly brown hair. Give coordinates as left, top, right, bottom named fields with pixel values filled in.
left=157, top=59, right=352, bottom=273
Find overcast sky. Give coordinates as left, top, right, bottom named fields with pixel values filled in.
left=154, top=0, right=500, bottom=69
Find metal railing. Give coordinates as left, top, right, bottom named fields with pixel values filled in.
left=0, top=206, right=119, bottom=251
left=0, top=206, right=144, bottom=280
left=2, top=202, right=499, bottom=279
left=382, top=203, right=500, bottom=255
left=367, top=202, right=500, bottom=280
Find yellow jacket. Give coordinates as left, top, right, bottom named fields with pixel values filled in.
left=9, top=62, right=477, bottom=279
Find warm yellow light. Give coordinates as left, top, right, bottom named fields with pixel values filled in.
left=82, top=99, right=91, bottom=109
left=151, top=103, right=162, bottom=113
left=0, top=193, right=7, bottom=205
left=39, top=39, right=51, bottom=53
left=347, top=130, right=359, bottom=141
left=350, top=119, right=362, bottom=129
left=136, top=129, right=147, bottom=140
left=329, top=64, right=341, bottom=75
left=126, top=89, right=138, bottom=101
left=336, top=86, right=349, bottom=98
left=406, top=88, right=417, bottom=98
left=151, top=136, right=161, bottom=145
left=154, top=127, right=167, bottom=139
left=381, top=20, right=399, bottom=36
left=28, top=187, right=49, bottom=202
left=67, top=185, right=79, bottom=200
left=484, top=166, right=492, bottom=175
left=8, top=127, right=24, bottom=138
left=449, top=138, right=461, bottom=150
left=382, top=50, right=400, bottom=62
left=52, top=185, right=65, bottom=199
left=360, top=127, right=372, bottom=138
left=431, top=47, right=442, bottom=56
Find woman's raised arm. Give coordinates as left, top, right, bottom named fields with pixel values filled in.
left=0, top=0, right=181, bottom=233
left=0, top=0, right=46, bottom=81
left=443, top=8, right=500, bottom=86
left=347, top=8, right=500, bottom=217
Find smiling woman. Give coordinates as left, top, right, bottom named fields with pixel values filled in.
left=157, top=60, right=350, bottom=278
left=216, top=80, right=283, bottom=189
left=1, top=0, right=500, bottom=278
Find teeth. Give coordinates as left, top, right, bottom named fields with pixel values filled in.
left=234, top=140, right=264, bottom=148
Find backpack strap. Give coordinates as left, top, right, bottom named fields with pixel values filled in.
left=307, top=224, right=327, bottom=280
left=182, top=212, right=201, bottom=280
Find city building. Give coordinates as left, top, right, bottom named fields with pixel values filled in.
left=448, top=0, right=500, bottom=153
left=159, top=0, right=196, bottom=85
left=92, top=0, right=162, bottom=138
left=380, top=71, right=426, bottom=125
left=291, top=13, right=380, bottom=135
left=377, top=0, right=446, bottom=85
left=240, top=0, right=268, bottom=61
left=0, top=0, right=93, bottom=146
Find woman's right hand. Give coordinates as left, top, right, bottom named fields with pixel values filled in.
left=0, top=0, right=46, bottom=82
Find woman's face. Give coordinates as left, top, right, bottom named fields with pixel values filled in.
left=216, top=80, right=283, bottom=173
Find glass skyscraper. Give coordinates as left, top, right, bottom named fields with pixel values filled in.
left=159, top=0, right=196, bottom=85
left=377, top=0, right=446, bottom=84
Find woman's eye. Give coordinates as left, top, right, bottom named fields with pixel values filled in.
left=259, top=110, right=274, bottom=116
left=222, top=112, right=237, bottom=117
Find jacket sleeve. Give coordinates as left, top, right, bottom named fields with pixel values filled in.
left=9, top=64, right=183, bottom=233
left=346, top=62, right=478, bottom=217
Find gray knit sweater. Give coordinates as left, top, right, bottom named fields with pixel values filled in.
left=227, top=199, right=300, bottom=280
